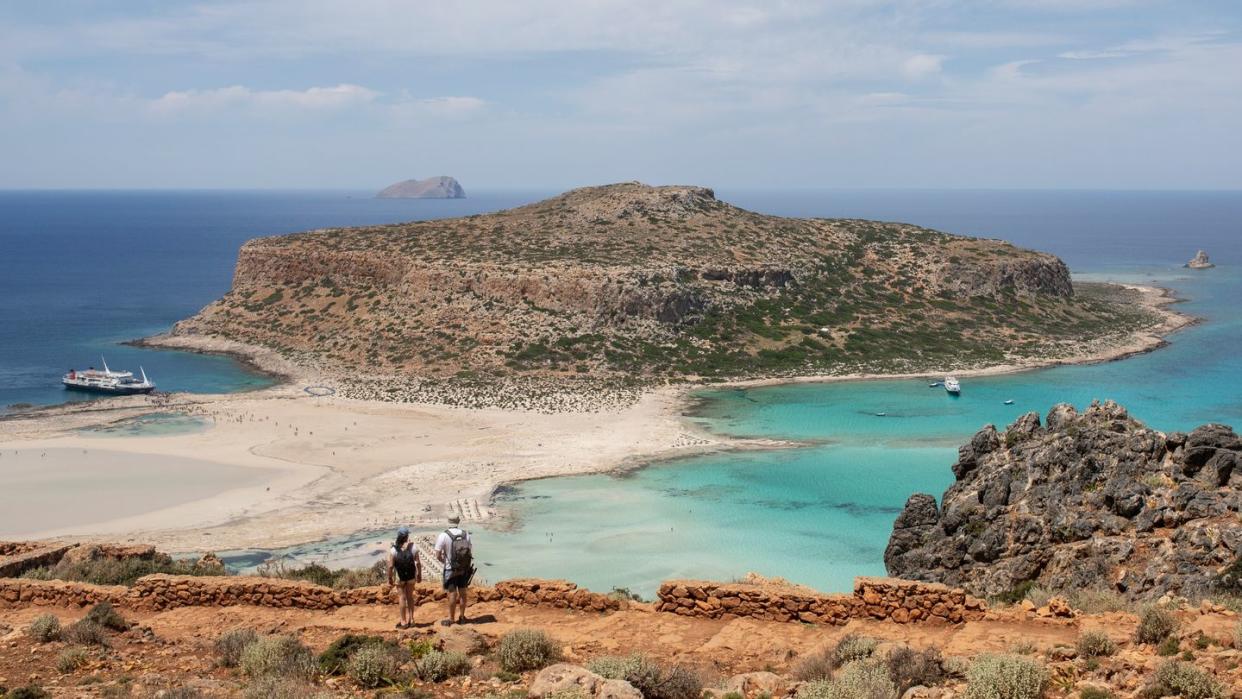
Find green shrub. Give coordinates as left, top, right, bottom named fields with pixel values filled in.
left=317, top=633, right=387, bottom=675
left=407, top=637, right=436, bottom=659
left=1149, top=660, right=1225, bottom=699
left=255, top=559, right=386, bottom=589
left=56, top=648, right=90, bottom=673
left=797, top=659, right=896, bottom=699
left=1156, top=635, right=1180, bottom=656
left=1078, top=687, right=1112, bottom=699
left=5, top=686, right=50, bottom=699
left=21, top=555, right=221, bottom=586
left=347, top=643, right=403, bottom=688
left=794, top=635, right=879, bottom=681
left=240, top=635, right=316, bottom=680
left=885, top=646, right=945, bottom=693
left=1135, top=606, right=1177, bottom=644
left=586, top=654, right=702, bottom=699
left=1075, top=630, right=1117, bottom=658
left=241, top=677, right=333, bottom=699
left=496, top=629, right=560, bottom=673
left=84, top=602, right=128, bottom=631
left=63, top=619, right=109, bottom=647
left=494, top=670, right=521, bottom=683
left=964, top=654, right=1048, bottom=699
left=1067, top=588, right=1130, bottom=614
left=26, top=614, right=60, bottom=642
left=413, top=650, right=472, bottom=682
left=215, top=628, right=259, bottom=668
left=159, top=689, right=205, bottom=699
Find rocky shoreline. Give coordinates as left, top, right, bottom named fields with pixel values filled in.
left=886, top=400, right=1241, bottom=601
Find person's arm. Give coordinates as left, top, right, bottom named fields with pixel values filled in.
left=415, top=550, right=423, bottom=584
left=435, top=534, right=447, bottom=564
left=386, top=551, right=395, bottom=587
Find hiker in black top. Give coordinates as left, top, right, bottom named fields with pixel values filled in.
left=386, top=527, right=421, bottom=629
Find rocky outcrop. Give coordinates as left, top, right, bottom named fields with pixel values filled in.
left=376, top=176, right=465, bottom=199
left=1186, top=250, right=1215, bottom=269
left=172, top=182, right=1153, bottom=386
left=885, top=401, right=1242, bottom=600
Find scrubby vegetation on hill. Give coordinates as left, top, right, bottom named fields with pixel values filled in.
left=172, top=183, right=1164, bottom=402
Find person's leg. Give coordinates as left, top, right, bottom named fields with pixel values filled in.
left=443, top=583, right=457, bottom=625
left=402, top=583, right=416, bottom=626
left=458, top=586, right=469, bottom=623
left=396, top=582, right=409, bottom=628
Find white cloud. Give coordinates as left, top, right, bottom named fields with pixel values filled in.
left=149, top=83, right=378, bottom=114
left=901, top=53, right=945, bottom=79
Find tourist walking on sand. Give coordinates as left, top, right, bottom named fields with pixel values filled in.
left=387, top=527, right=421, bottom=629
left=435, top=515, right=475, bottom=626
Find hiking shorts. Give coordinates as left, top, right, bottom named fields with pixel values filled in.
left=443, top=569, right=470, bottom=591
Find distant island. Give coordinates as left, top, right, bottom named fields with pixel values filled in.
left=376, top=176, right=465, bottom=199
left=163, top=182, right=1182, bottom=409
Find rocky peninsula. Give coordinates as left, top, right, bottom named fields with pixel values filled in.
left=164, top=182, right=1174, bottom=409
left=886, top=400, right=1241, bottom=601
left=376, top=175, right=466, bottom=199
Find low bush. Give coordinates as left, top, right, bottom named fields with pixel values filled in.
left=794, top=635, right=879, bottom=681
left=5, top=686, right=50, bottom=699
left=1135, top=606, right=1177, bottom=644
left=84, top=602, right=129, bottom=631
left=56, top=648, right=90, bottom=673
left=1149, top=660, right=1225, bottom=699
left=215, top=628, right=259, bottom=668
left=1067, top=588, right=1130, bottom=614
left=1076, top=630, right=1117, bottom=658
left=347, top=643, right=403, bottom=688
left=26, top=614, right=60, bottom=642
left=1079, top=687, right=1113, bottom=699
left=885, top=646, right=945, bottom=693
left=254, top=559, right=386, bottom=589
left=21, top=555, right=220, bottom=586
left=587, top=654, right=702, bottom=699
left=63, top=619, right=109, bottom=647
left=796, top=659, right=896, bottom=699
left=1156, top=635, right=1180, bottom=656
left=413, top=650, right=472, bottom=682
left=496, top=629, right=560, bottom=673
left=964, top=654, right=1047, bottom=699
left=317, top=633, right=388, bottom=675
left=240, top=677, right=333, bottom=699
left=240, top=635, right=316, bottom=680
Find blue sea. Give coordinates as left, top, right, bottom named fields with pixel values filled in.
left=3, top=189, right=1240, bottom=596
left=0, top=190, right=546, bottom=411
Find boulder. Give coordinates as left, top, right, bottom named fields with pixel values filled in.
left=529, top=664, right=603, bottom=698
left=725, top=671, right=788, bottom=698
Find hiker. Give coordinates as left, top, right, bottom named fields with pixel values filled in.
left=386, top=527, right=421, bottom=629
left=434, top=515, right=475, bottom=626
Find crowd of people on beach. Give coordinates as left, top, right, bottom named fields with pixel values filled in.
left=386, top=515, right=475, bottom=629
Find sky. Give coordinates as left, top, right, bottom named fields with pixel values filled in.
left=2, top=1, right=1240, bottom=190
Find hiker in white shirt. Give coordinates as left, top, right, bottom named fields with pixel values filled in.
left=434, top=515, right=474, bottom=626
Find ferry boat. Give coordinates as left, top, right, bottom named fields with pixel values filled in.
left=944, top=376, right=961, bottom=395
left=63, top=358, right=155, bottom=395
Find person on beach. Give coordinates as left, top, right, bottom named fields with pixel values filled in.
left=386, top=527, right=421, bottom=629
left=435, top=515, right=474, bottom=626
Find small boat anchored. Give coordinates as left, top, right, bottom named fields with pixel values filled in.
left=1004, top=399, right=1015, bottom=405
left=944, top=376, right=961, bottom=395
left=63, top=358, right=156, bottom=395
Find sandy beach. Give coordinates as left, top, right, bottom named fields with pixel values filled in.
left=0, top=282, right=1191, bottom=554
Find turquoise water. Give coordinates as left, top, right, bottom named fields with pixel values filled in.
left=478, top=265, right=1242, bottom=596
left=191, top=189, right=1242, bottom=593
left=80, top=411, right=210, bottom=438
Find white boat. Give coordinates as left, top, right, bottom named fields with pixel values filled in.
left=1004, top=399, right=1014, bottom=405
left=944, top=376, right=961, bottom=395
left=63, top=357, right=155, bottom=395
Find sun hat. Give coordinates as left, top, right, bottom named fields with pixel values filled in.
left=448, top=515, right=461, bottom=525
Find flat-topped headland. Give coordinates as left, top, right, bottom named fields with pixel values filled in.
left=155, top=182, right=1183, bottom=410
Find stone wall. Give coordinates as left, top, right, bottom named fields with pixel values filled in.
left=0, top=542, right=75, bottom=579
left=0, top=575, right=623, bottom=614
left=656, top=576, right=985, bottom=625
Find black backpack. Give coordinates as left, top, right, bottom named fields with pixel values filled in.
left=446, top=529, right=473, bottom=573
left=393, top=544, right=418, bottom=580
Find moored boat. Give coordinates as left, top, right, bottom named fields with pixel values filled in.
left=63, top=358, right=155, bottom=395
left=944, top=376, right=961, bottom=395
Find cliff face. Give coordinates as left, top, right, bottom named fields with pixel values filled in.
left=376, top=175, right=465, bottom=199
left=174, top=183, right=1154, bottom=384
left=886, top=401, right=1241, bottom=600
